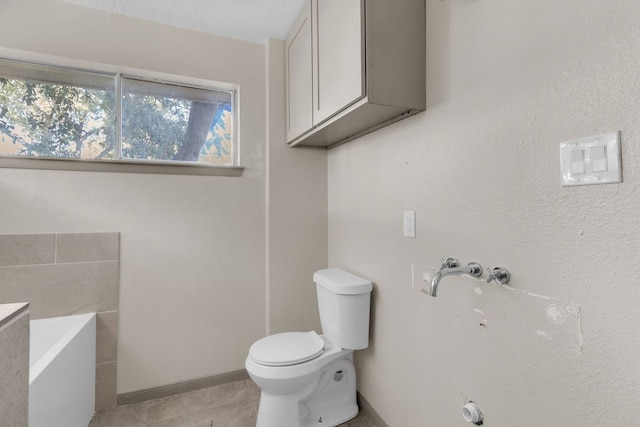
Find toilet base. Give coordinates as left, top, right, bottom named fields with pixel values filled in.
left=256, top=394, right=358, bottom=427
left=255, top=356, right=358, bottom=427
left=301, top=403, right=358, bottom=427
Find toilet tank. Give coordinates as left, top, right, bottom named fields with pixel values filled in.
left=313, top=268, right=372, bottom=350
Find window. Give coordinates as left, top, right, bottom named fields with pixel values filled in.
left=0, top=58, right=236, bottom=168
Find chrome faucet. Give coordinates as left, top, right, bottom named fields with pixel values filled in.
left=430, top=257, right=483, bottom=297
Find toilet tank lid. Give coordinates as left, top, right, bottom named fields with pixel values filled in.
left=313, top=268, right=372, bottom=295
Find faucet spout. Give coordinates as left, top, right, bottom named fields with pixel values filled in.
left=430, top=270, right=445, bottom=297
left=429, top=259, right=482, bottom=297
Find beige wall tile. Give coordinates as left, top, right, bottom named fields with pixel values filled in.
left=0, top=261, right=119, bottom=319
left=0, top=302, right=29, bottom=327
left=96, top=361, right=117, bottom=412
left=56, top=233, right=119, bottom=263
left=0, top=309, right=29, bottom=427
left=0, top=232, right=121, bottom=412
left=96, top=311, right=118, bottom=364
left=0, top=234, right=55, bottom=267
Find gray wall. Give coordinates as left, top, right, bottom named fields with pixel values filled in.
left=328, top=0, right=640, bottom=425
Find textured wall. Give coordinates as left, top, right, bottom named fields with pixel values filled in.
left=328, top=0, right=640, bottom=425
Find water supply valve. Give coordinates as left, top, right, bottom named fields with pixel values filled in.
left=486, top=266, right=510, bottom=286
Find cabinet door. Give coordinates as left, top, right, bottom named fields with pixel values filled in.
left=285, top=1, right=314, bottom=142
left=312, top=0, right=365, bottom=125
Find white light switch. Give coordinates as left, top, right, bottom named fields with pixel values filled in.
left=570, top=148, right=586, bottom=175
left=590, top=145, right=607, bottom=172
left=560, top=131, right=622, bottom=186
left=403, top=211, right=415, bottom=238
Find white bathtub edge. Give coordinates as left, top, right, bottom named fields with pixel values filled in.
left=29, top=312, right=96, bottom=385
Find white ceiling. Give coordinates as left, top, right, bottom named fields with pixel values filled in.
left=62, top=0, right=307, bottom=45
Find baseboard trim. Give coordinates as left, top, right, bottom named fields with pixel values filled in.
left=357, top=391, right=389, bottom=427
left=117, top=369, right=250, bottom=406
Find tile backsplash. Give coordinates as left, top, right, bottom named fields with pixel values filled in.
left=0, top=232, right=120, bottom=411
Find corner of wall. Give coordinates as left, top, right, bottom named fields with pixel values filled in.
left=266, top=39, right=327, bottom=335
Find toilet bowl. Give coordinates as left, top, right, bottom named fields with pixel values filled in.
left=245, top=268, right=372, bottom=427
left=246, top=333, right=357, bottom=426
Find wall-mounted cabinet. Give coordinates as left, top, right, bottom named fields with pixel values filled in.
left=285, top=0, right=426, bottom=148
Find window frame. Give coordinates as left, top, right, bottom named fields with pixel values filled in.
left=0, top=56, right=243, bottom=177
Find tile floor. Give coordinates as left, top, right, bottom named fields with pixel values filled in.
left=89, top=379, right=375, bottom=427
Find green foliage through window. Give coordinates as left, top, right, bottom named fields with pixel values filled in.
left=0, top=59, right=235, bottom=166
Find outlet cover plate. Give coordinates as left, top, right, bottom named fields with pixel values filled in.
left=403, top=210, right=416, bottom=238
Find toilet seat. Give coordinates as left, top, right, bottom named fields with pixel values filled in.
left=249, top=331, right=325, bottom=366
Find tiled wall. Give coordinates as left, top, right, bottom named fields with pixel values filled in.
left=0, top=303, right=29, bottom=426
left=0, top=233, right=120, bottom=411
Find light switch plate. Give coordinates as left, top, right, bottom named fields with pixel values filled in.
left=560, top=131, right=622, bottom=186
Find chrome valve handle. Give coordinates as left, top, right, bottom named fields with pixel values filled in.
left=466, top=262, right=483, bottom=278
left=486, top=267, right=510, bottom=286
left=440, top=257, right=459, bottom=269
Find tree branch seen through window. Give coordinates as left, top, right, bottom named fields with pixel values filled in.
left=0, top=59, right=235, bottom=166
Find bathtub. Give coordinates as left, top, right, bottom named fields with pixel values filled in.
left=29, top=312, right=96, bottom=427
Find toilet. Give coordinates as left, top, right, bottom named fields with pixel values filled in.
left=245, top=268, right=373, bottom=427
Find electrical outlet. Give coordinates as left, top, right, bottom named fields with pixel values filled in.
left=403, top=210, right=415, bottom=238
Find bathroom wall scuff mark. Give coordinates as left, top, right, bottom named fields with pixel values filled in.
left=411, top=263, right=583, bottom=354
left=498, top=284, right=583, bottom=355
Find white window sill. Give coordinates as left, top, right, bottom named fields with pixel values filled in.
left=0, top=157, right=244, bottom=177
